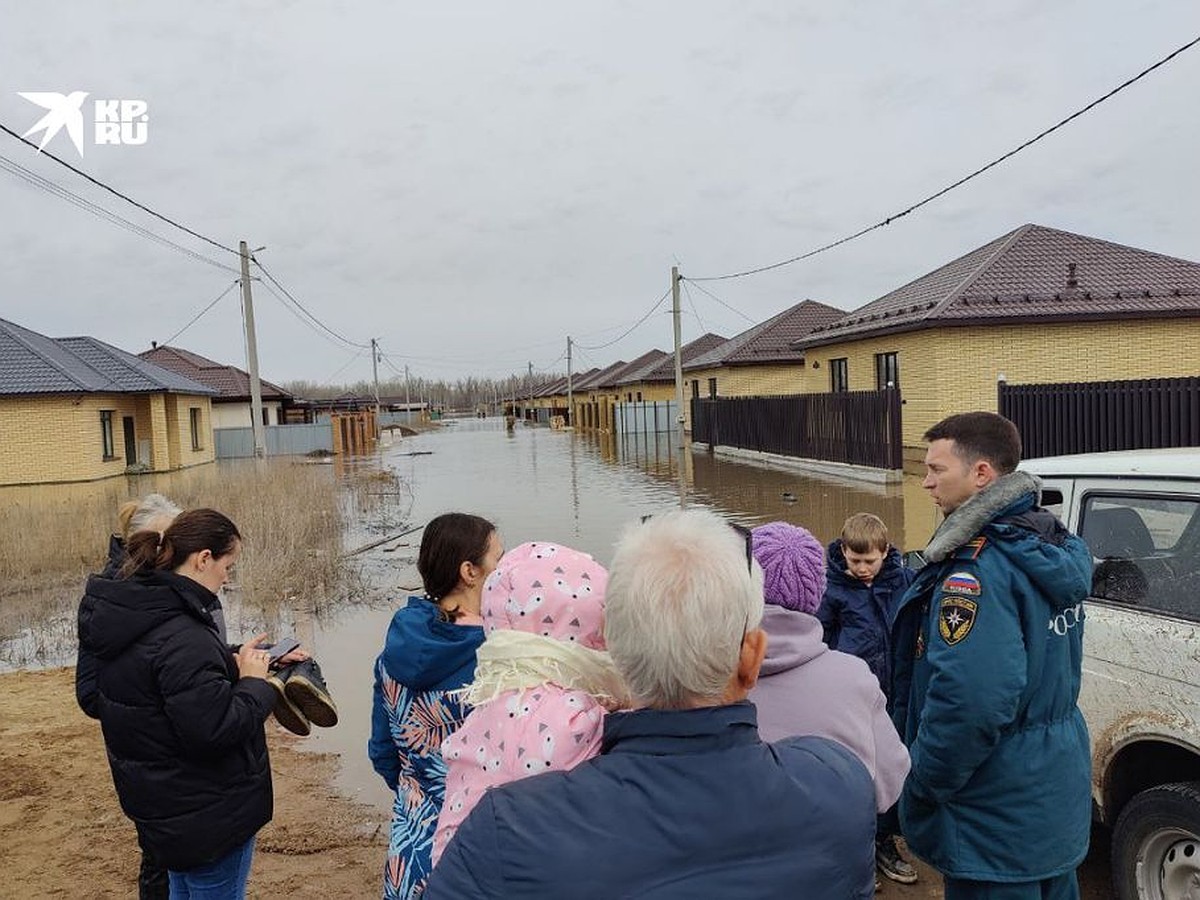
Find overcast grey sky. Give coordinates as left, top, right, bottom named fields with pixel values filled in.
left=2, top=1, right=1197, bottom=385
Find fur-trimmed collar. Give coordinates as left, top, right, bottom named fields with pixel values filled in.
left=922, top=471, right=1042, bottom=563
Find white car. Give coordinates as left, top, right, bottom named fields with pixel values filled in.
left=1020, top=449, right=1200, bottom=900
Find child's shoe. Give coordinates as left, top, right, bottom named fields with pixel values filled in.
left=282, top=659, right=339, bottom=728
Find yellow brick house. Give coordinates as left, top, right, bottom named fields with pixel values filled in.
left=789, top=224, right=1200, bottom=469
left=681, top=300, right=844, bottom=428
left=616, top=333, right=727, bottom=404
left=0, top=317, right=218, bottom=486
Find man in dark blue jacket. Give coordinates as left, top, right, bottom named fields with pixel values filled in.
left=892, top=412, right=1093, bottom=900
left=425, top=508, right=877, bottom=899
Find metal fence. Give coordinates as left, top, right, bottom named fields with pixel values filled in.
left=214, top=423, right=333, bottom=459
left=691, top=389, right=903, bottom=470
left=615, top=401, right=679, bottom=435
left=1000, top=376, right=1200, bottom=458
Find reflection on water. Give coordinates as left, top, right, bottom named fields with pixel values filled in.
left=4, top=420, right=943, bottom=811
left=302, top=420, right=942, bottom=811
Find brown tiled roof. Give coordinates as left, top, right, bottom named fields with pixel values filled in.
left=599, top=349, right=669, bottom=388
left=684, top=301, right=843, bottom=371
left=794, top=224, right=1200, bottom=350
left=139, top=345, right=291, bottom=401
left=635, top=333, right=729, bottom=383
left=573, top=363, right=626, bottom=392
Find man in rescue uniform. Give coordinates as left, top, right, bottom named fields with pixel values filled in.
left=891, top=412, right=1094, bottom=900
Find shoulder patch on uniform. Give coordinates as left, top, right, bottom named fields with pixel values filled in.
left=954, top=537, right=987, bottom=560
left=938, top=596, right=978, bottom=646
left=942, top=571, right=981, bottom=597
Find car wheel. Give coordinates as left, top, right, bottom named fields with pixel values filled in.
left=1113, top=781, right=1200, bottom=900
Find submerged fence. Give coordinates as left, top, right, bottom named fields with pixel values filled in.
left=1000, top=376, right=1200, bottom=458
left=214, top=423, right=333, bottom=459
left=615, top=401, right=679, bottom=435
left=691, top=389, right=903, bottom=470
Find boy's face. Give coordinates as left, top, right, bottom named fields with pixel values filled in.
left=844, top=547, right=885, bottom=585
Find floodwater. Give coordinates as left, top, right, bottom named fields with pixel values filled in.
left=300, top=419, right=940, bottom=811
left=1, top=420, right=939, bottom=807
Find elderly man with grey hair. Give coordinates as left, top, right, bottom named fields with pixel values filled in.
left=426, top=507, right=876, bottom=899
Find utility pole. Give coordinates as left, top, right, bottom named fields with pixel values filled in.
left=566, top=336, right=573, bottom=427
left=239, top=241, right=266, bottom=459
left=370, top=338, right=381, bottom=437
left=404, top=365, right=411, bottom=424
left=672, top=266, right=686, bottom=451
left=527, top=360, right=534, bottom=422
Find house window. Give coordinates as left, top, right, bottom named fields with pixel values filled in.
left=636, top=391, right=642, bottom=402
left=830, top=358, right=849, bottom=392
left=875, top=352, right=899, bottom=390
left=261, top=407, right=270, bottom=427
left=691, top=380, right=700, bottom=399
left=627, top=392, right=633, bottom=403
left=100, top=410, right=115, bottom=460
left=707, top=378, right=718, bottom=398
left=189, top=407, right=203, bottom=451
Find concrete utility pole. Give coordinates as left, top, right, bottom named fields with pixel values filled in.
left=239, top=241, right=267, bottom=459
left=527, top=360, right=534, bottom=421
left=566, top=336, right=573, bottom=427
left=370, top=338, right=381, bottom=436
left=672, top=266, right=686, bottom=451
left=404, top=365, right=411, bottom=423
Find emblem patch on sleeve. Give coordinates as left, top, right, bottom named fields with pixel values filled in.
left=942, top=572, right=982, bottom=597
left=938, top=596, right=978, bottom=646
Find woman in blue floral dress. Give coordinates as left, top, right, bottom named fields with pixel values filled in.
left=369, top=513, right=502, bottom=899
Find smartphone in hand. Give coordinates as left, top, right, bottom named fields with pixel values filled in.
left=267, top=637, right=301, bottom=663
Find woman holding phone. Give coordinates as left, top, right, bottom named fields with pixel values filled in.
left=79, top=508, right=275, bottom=899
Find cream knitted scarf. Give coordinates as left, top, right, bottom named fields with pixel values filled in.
left=461, top=630, right=632, bottom=711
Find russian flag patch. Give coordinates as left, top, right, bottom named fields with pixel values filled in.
left=942, top=571, right=982, bottom=597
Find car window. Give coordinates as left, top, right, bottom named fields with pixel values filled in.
left=1080, top=493, right=1200, bottom=620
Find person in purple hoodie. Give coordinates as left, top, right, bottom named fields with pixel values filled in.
left=748, top=521, right=910, bottom=817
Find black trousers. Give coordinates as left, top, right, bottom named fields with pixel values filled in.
left=138, top=847, right=169, bottom=900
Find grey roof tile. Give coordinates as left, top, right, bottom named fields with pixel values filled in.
left=0, top=318, right=216, bottom=396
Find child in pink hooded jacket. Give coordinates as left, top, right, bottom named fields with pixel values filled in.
left=431, top=541, right=628, bottom=865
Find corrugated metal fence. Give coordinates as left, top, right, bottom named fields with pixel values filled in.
left=691, top=389, right=903, bottom=470
left=214, top=423, right=333, bottom=459
left=1000, top=376, right=1200, bottom=458
left=615, top=401, right=679, bottom=435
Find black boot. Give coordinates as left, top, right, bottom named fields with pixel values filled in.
left=267, top=666, right=311, bottom=736
left=282, top=658, right=338, bottom=728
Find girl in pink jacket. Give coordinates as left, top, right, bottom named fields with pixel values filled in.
left=431, top=541, right=628, bottom=865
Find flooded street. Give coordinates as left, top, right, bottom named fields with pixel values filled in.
left=301, top=419, right=939, bottom=809
left=1, top=419, right=1112, bottom=896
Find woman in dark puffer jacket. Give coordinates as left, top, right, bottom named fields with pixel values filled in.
left=79, top=508, right=276, bottom=899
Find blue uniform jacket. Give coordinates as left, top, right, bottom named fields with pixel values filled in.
left=425, top=702, right=877, bottom=899
left=818, top=542, right=913, bottom=696
left=891, top=486, right=1094, bottom=882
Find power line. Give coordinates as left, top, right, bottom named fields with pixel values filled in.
left=159, top=280, right=241, bottom=346
left=0, top=121, right=239, bottom=256
left=323, top=348, right=369, bottom=385
left=253, top=259, right=370, bottom=350
left=0, top=152, right=240, bottom=274
left=690, top=33, right=1200, bottom=282
left=680, top=279, right=707, bottom=332
left=683, top=279, right=757, bottom=323
left=576, top=288, right=672, bottom=351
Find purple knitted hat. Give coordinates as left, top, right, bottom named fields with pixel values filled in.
left=751, top=522, right=827, bottom=614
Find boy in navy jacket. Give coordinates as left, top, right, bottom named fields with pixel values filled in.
left=818, top=513, right=916, bottom=885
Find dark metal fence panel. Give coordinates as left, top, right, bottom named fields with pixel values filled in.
left=999, top=377, right=1200, bottom=458
left=690, top=389, right=902, bottom=470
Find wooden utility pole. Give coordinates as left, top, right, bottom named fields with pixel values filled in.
left=239, top=241, right=266, bottom=458
left=370, top=338, right=381, bottom=436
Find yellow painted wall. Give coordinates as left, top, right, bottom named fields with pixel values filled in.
left=0, top=393, right=215, bottom=486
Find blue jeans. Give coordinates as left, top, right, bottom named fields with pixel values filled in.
left=167, top=837, right=256, bottom=900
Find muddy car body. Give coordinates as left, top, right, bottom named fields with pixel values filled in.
left=1021, top=448, right=1200, bottom=900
